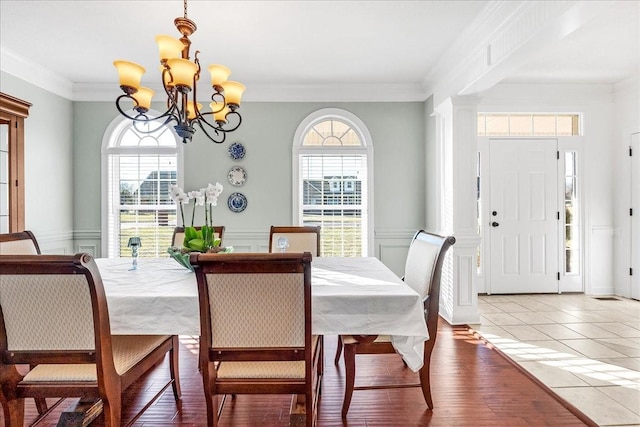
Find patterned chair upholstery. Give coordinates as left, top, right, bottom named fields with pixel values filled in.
left=0, top=253, right=182, bottom=426
left=172, top=226, right=225, bottom=248
left=335, top=230, right=455, bottom=417
left=0, top=230, right=41, bottom=255
left=190, top=252, right=323, bottom=427
left=0, top=230, right=50, bottom=415
left=268, top=226, right=321, bottom=256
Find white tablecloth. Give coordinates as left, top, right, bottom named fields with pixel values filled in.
left=96, top=256, right=428, bottom=371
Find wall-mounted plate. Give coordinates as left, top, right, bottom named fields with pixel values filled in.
left=228, top=142, right=245, bottom=160
left=227, top=166, right=247, bottom=186
left=227, top=192, right=247, bottom=213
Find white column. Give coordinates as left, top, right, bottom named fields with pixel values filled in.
left=434, top=96, right=481, bottom=325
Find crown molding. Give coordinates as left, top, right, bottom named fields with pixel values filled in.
left=245, top=82, right=428, bottom=103
left=73, top=81, right=427, bottom=103
left=1, top=48, right=73, bottom=99
left=2, top=33, right=428, bottom=103
left=2, top=49, right=428, bottom=103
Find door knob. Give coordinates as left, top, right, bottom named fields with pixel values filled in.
left=491, top=222, right=500, bottom=227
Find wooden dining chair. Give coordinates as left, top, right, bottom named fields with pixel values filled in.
left=335, top=230, right=455, bottom=417
left=268, top=225, right=321, bottom=256
left=0, top=253, right=182, bottom=426
left=0, top=230, right=51, bottom=416
left=190, top=252, right=323, bottom=427
left=0, top=230, right=41, bottom=255
left=172, top=225, right=225, bottom=248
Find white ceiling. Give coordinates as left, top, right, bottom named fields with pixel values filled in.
left=504, top=2, right=640, bottom=85
left=1, top=0, right=638, bottom=101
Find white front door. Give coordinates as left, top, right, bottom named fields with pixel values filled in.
left=632, top=133, right=640, bottom=300
left=489, top=139, right=559, bottom=293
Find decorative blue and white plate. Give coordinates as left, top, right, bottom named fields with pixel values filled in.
left=227, top=166, right=247, bottom=186
left=227, top=192, right=247, bottom=213
left=228, top=142, right=245, bottom=160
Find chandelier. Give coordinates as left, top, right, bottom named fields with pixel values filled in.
left=113, top=0, right=245, bottom=144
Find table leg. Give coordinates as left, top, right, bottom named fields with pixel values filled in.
left=289, top=394, right=306, bottom=427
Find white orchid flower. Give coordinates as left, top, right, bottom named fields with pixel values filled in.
left=187, top=190, right=202, bottom=203
left=176, top=191, right=189, bottom=204
left=205, top=182, right=223, bottom=206
left=168, top=184, right=184, bottom=202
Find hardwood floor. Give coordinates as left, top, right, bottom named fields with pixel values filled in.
left=2, top=320, right=591, bottom=426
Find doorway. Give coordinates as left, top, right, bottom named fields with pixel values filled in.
left=488, top=139, right=559, bottom=293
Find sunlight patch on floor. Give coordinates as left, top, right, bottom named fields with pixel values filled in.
left=480, top=332, right=640, bottom=390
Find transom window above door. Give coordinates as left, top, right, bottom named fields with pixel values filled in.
left=478, top=113, right=581, bottom=136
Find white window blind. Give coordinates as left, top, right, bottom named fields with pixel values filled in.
left=105, top=123, right=179, bottom=258
left=297, top=117, right=370, bottom=257
left=300, top=154, right=367, bottom=256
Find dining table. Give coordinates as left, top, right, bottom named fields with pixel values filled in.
left=95, top=255, right=429, bottom=371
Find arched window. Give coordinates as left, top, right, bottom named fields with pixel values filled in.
left=102, top=117, right=183, bottom=258
left=293, top=109, right=373, bottom=256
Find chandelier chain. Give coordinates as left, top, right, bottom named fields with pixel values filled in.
left=183, top=0, right=188, bottom=19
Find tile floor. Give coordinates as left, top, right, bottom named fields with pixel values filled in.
left=469, top=294, right=640, bottom=427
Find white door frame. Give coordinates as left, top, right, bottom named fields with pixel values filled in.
left=478, top=136, right=584, bottom=294
left=631, top=132, right=640, bottom=300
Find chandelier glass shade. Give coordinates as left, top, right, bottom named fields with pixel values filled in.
left=113, top=0, right=245, bottom=144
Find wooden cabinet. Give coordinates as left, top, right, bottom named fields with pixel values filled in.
left=0, top=92, right=31, bottom=232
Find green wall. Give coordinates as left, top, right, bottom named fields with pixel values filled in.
left=73, top=100, right=427, bottom=240
left=1, top=69, right=428, bottom=261
left=0, top=71, right=74, bottom=253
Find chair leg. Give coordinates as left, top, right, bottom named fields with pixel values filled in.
left=1, top=397, right=26, bottom=427
left=170, top=336, right=182, bottom=400
left=34, top=397, right=48, bottom=415
left=305, top=391, right=314, bottom=427
left=334, top=336, right=343, bottom=365
left=341, top=343, right=356, bottom=418
left=418, top=353, right=434, bottom=409
left=210, top=394, right=220, bottom=427
left=28, top=364, right=48, bottom=414
left=101, top=394, right=121, bottom=427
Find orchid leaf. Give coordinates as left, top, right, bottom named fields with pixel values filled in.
left=186, top=238, right=205, bottom=252
left=183, top=226, right=199, bottom=247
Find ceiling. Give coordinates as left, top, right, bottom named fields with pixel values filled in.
left=503, top=2, right=639, bottom=85
left=1, top=1, right=638, bottom=101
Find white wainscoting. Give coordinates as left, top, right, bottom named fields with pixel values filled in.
left=375, top=228, right=422, bottom=277
left=35, top=230, right=74, bottom=255
left=71, top=228, right=419, bottom=275
left=588, top=226, right=616, bottom=295
left=223, top=230, right=270, bottom=254
left=74, top=230, right=102, bottom=258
